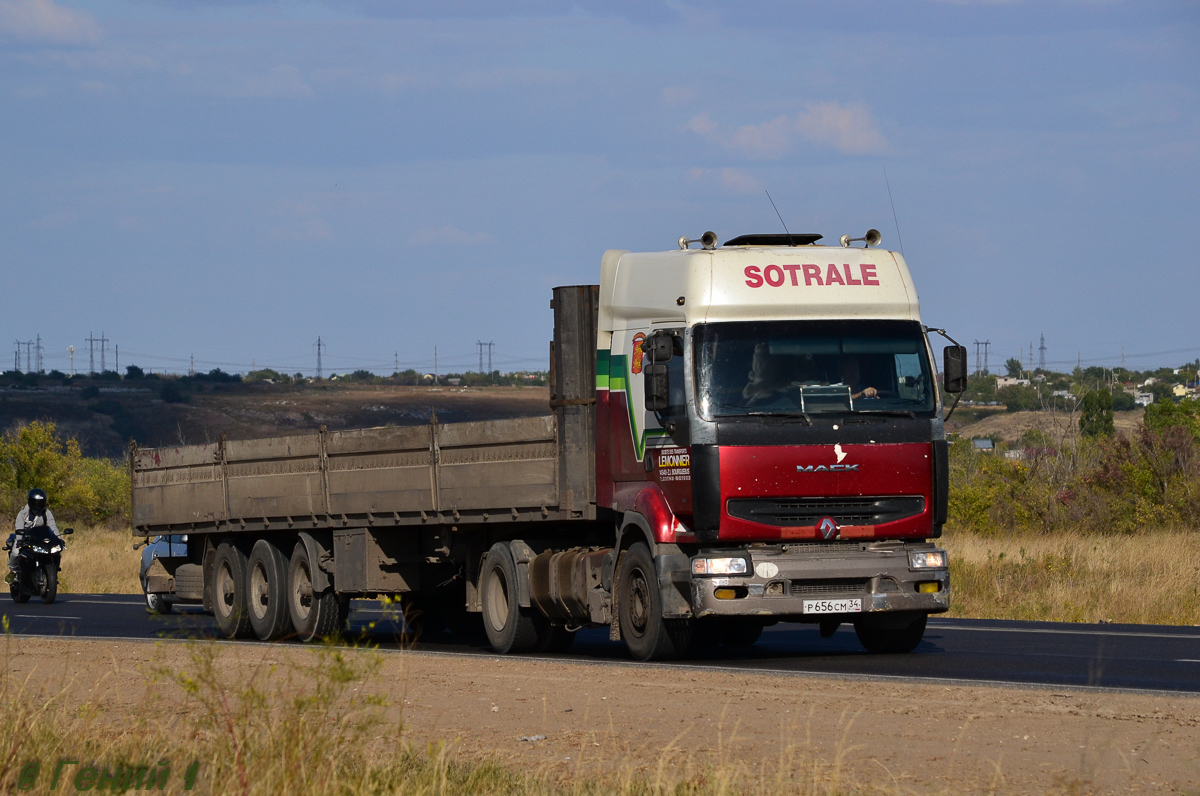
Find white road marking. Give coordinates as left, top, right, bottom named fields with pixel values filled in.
left=929, top=623, right=1200, bottom=641
left=13, top=614, right=81, bottom=620
left=1175, top=659, right=1200, bottom=663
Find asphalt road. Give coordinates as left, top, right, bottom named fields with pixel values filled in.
left=5, top=594, right=1200, bottom=694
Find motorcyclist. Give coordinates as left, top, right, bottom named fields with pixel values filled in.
left=8, top=488, right=60, bottom=572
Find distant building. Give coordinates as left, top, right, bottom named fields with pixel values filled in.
left=971, top=438, right=995, bottom=452
left=1052, top=389, right=1072, bottom=398
left=1134, top=392, right=1154, bottom=406
left=997, top=377, right=1030, bottom=388
left=1174, top=384, right=1191, bottom=398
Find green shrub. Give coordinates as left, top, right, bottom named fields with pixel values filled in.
left=0, top=421, right=129, bottom=526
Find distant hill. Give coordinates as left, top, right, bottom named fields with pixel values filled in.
left=0, top=383, right=551, bottom=458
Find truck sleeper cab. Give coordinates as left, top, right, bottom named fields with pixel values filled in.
left=132, top=229, right=966, bottom=661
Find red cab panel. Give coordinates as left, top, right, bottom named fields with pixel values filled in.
left=718, top=443, right=933, bottom=541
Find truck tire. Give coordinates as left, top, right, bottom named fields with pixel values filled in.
left=617, top=543, right=691, bottom=661
left=481, top=542, right=539, bottom=654
left=854, top=613, right=927, bottom=654
left=287, top=541, right=347, bottom=642
left=213, top=543, right=252, bottom=639
left=144, top=588, right=172, bottom=615
left=247, top=539, right=293, bottom=641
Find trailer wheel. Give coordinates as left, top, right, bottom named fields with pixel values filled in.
left=854, top=613, right=927, bottom=654
left=247, top=539, right=293, bottom=641
left=481, top=542, right=539, bottom=654
left=287, top=541, right=347, bottom=642
left=618, top=543, right=691, bottom=661
left=213, top=543, right=252, bottom=638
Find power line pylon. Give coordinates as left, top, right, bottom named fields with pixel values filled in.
left=1038, top=334, right=1046, bottom=371
left=315, top=337, right=325, bottom=379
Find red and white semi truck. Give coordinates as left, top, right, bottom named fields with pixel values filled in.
left=134, top=229, right=967, bottom=660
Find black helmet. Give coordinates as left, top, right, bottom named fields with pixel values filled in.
left=27, top=489, right=47, bottom=515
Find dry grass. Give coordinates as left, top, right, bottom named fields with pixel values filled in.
left=58, top=526, right=140, bottom=595
left=0, top=636, right=883, bottom=796
left=943, top=528, right=1200, bottom=624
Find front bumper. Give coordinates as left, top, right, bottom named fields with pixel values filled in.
left=689, top=542, right=950, bottom=619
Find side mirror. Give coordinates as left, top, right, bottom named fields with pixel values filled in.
left=641, top=333, right=674, bottom=363
left=943, top=345, right=968, bottom=394
left=62, top=527, right=74, bottom=535
left=644, top=362, right=669, bottom=411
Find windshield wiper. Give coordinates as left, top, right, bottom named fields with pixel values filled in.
left=739, top=411, right=812, bottom=425
left=853, top=409, right=916, bottom=419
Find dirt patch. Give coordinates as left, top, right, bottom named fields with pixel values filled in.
left=949, top=408, right=1143, bottom=445
left=8, top=636, right=1199, bottom=794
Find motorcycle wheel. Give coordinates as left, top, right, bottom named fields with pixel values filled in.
left=10, top=580, right=29, bottom=604
left=40, top=564, right=57, bottom=605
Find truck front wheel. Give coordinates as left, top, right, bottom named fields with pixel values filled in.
left=854, top=613, right=927, bottom=654
left=213, top=543, right=252, bottom=639
left=287, top=541, right=347, bottom=642
left=481, top=542, right=540, bottom=654
left=618, top=543, right=691, bottom=661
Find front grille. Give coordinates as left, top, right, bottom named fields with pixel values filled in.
left=727, top=496, right=924, bottom=527
left=790, top=578, right=870, bottom=596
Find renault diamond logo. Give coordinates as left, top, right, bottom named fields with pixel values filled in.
left=817, top=516, right=839, bottom=540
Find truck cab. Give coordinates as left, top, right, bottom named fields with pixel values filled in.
left=596, top=232, right=963, bottom=657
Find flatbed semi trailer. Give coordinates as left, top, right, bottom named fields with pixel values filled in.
left=134, top=229, right=967, bottom=660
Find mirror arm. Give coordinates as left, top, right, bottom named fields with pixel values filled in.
left=923, top=325, right=963, bottom=349
left=943, top=392, right=962, bottom=422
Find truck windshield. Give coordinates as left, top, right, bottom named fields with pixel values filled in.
left=694, top=320, right=936, bottom=420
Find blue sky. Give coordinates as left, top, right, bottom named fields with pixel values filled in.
left=2, top=0, right=1197, bottom=376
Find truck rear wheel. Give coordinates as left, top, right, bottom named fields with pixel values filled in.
left=854, top=613, right=927, bottom=654
left=618, top=543, right=691, bottom=661
left=287, top=541, right=347, bottom=642
left=481, top=542, right=539, bottom=654
left=247, top=539, right=293, bottom=641
left=213, top=543, right=252, bottom=639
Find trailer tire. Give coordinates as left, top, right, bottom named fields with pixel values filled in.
left=618, top=542, right=691, bottom=661
left=247, top=539, right=293, bottom=641
left=854, top=613, right=927, bottom=654
left=481, top=542, right=539, bottom=654
left=288, top=541, right=347, bottom=642
left=213, top=543, right=252, bottom=639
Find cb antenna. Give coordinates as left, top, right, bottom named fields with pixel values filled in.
left=764, top=190, right=795, bottom=246
left=883, top=166, right=905, bottom=257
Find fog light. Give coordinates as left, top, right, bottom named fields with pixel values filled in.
left=917, top=581, right=941, bottom=593
left=714, top=588, right=737, bottom=600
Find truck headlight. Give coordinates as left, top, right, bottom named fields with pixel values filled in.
left=692, top=557, right=748, bottom=576
left=909, top=550, right=947, bottom=569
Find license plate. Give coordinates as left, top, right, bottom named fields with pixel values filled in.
left=803, top=598, right=862, bottom=615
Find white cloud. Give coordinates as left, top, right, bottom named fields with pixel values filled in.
left=227, top=65, right=312, bottom=99
left=0, top=0, right=99, bottom=44
left=692, top=102, right=890, bottom=158
left=411, top=225, right=493, bottom=245
left=686, top=113, right=717, bottom=136
left=661, top=86, right=696, bottom=107
left=686, top=167, right=762, bottom=195
left=270, top=201, right=331, bottom=242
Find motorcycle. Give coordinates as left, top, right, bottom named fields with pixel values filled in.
left=5, top=526, right=73, bottom=604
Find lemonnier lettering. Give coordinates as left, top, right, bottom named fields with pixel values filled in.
left=743, top=264, right=880, bottom=289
